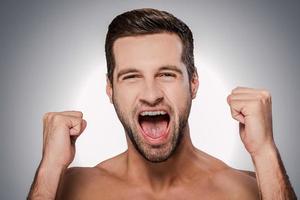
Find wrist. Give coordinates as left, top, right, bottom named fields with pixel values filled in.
left=38, top=161, right=66, bottom=178
left=40, top=156, right=69, bottom=171
left=250, top=140, right=277, bottom=160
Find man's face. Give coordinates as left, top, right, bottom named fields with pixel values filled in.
left=107, top=33, right=198, bottom=162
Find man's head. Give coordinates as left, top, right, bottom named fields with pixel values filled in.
left=105, top=8, right=198, bottom=163
left=105, top=8, right=197, bottom=85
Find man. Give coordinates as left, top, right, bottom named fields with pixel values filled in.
left=28, top=8, right=296, bottom=199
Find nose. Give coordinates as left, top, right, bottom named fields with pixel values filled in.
left=139, top=80, right=164, bottom=106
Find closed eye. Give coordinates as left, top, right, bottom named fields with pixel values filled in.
left=160, top=72, right=176, bottom=77
left=159, top=72, right=177, bottom=79
left=122, top=74, right=140, bottom=80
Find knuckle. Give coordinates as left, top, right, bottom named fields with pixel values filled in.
left=51, top=114, right=64, bottom=124
left=256, top=94, right=264, bottom=100
left=231, top=87, right=238, bottom=93
left=227, top=95, right=232, bottom=103
left=62, top=110, right=83, bottom=118
left=260, top=90, right=272, bottom=102
left=232, top=86, right=242, bottom=92
left=77, top=111, right=83, bottom=115
left=43, top=112, right=54, bottom=123
left=76, top=111, right=83, bottom=118
left=261, top=90, right=271, bottom=98
left=42, top=113, right=49, bottom=121
left=261, top=89, right=268, bottom=93
left=253, top=98, right=266, bottom=111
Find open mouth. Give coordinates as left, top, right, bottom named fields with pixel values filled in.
left=138, top=110, right=170, bottom=140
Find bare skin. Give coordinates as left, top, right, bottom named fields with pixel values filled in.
left=56, top=142, right=259, bottom=199
left=28, top=33, right=296, bottom=200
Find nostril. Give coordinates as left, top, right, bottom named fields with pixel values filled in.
left=139, top=82, right=164, bottom=105
left=139, top=97, right=164, bottom=107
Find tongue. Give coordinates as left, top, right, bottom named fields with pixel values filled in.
left=140, top=117, right=168, bottom=139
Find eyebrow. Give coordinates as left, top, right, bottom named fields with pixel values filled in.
left=158, top=65, right=183, bottom=75
left=116, top=65, right=183, bottom=80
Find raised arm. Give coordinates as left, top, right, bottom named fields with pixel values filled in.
left=227, top=87, right=297, bottom=200
left=27, top=111, right=87, bottom=200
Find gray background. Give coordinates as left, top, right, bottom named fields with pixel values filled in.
left=0, top=0, right=299, bottom=199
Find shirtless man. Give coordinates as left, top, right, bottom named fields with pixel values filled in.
left=28, top=8, right=296, bottom=199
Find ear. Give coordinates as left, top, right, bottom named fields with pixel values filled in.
left=190, top=72, right=199, bottom=99
left=106, top=76, right=113, bottom=104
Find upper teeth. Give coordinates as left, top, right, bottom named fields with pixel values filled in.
left=140, top=111, right=167, bottom=116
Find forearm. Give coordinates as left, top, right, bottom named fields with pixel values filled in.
left=251, top=142, right=297, bottom=200
left=27, top=161, right=66, bottom=200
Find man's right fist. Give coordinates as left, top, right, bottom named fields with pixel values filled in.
left=41, top=111, right=87, bottom=169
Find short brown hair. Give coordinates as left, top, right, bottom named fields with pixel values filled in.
left=105, top=8, right=196, bottom=84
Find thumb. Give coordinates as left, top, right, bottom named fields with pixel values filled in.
left=230, top=107, right=245, bottom=124
left=70, top=119, right=87, bottom=145
left=69, top=119, right=87, bottom=136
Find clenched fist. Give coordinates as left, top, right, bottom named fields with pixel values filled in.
left=41, top=111, right=87, bottom=169
left=227, top=87, right=274, bottom=156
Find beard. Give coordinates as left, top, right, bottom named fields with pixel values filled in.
left=112, top=95, right=192, bottom=163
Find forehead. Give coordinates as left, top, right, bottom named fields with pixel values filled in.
left=113, top=33, right=183, bottom=71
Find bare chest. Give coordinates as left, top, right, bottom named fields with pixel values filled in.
left=81, top=182, right=226, bottom=200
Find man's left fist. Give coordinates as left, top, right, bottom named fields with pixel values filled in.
left=227, top=87, right=275, bottom=156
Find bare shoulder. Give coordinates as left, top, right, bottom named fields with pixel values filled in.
left=195, top=150, right=259, bottom=199
left=56, top=152, right=127, bottom=200
left=212, top=166, right=259, bottom=199
left=55, top=166, right=107, bottom=199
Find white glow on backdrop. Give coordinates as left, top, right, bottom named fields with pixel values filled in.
left=72, top=64, right=127, bottom=167
left=189, top=64, right=239, bottom=166
left=71, top=61, right=240, bottom=167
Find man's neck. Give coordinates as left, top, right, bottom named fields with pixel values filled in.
left=125, top=125, right=201, bottom=192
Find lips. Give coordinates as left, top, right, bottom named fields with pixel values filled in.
left=137, top=109, right=171, bottom=144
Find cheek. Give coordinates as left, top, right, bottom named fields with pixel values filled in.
left=113, top=85, right=138, bottom=110
left=161, top=82, right=191, bottom=109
